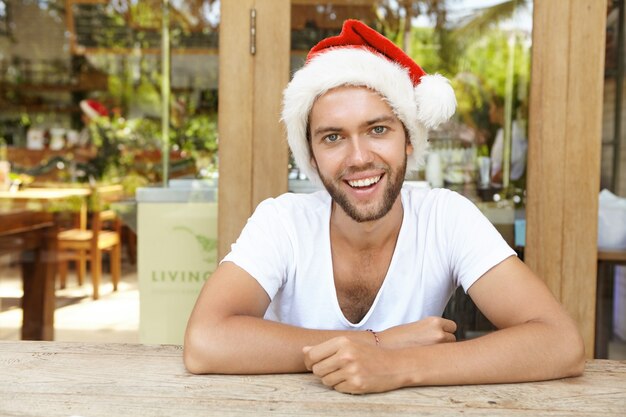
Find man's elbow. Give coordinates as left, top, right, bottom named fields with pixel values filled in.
left=559, top=321, right=586, bottom=378
left=183, top=347, right=206, bottom=375
left=569, top=339, right=586, bottom=377
left=183, top=326, right=220, bottom=375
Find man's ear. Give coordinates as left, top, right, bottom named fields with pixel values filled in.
left=306, top=122, right=318, bottom=169
left=403, top=126, right=413, bottom=156
left=406, top=141, right=414, bottom=156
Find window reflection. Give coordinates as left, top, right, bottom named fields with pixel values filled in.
left=0, top=0, right=219, bottom=188
left=0, top=1, right=220, bottom=343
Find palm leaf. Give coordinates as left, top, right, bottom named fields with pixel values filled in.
left=451, top=0, right=528, bottom=40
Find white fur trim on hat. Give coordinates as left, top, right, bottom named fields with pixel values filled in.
left=282, top=47, right=455, bottom=185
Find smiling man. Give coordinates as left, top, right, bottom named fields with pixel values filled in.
left=184, top=20, right=584, bottom=394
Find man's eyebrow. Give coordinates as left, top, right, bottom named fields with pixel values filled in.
left=312, top=126, right=342, bottom=137
left=363, top=115, right=397, bottom=126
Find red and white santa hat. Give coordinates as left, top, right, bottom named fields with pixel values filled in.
left=79, top=99, right=109, bottom=120
left=282, top=19, right=456, bottom=185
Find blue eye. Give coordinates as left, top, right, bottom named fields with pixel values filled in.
left=372, top=126, right=387, bottom=135
left=324, top=134, right=340, bottom=143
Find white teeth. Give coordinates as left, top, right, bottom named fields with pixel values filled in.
left=348, top=176, right=381, bottom=188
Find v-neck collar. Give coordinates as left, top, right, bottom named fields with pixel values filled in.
left=324, top=189, right=409, bottom=327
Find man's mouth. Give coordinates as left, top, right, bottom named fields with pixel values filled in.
left=346, top=175, right=381, bottom=189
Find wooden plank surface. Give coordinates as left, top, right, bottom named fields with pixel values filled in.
left=252, top=0, right=290, bottom=208
left=526, top=0, right=569, bottom=301
left=0, top=341, right=624, bottom=417
left=217, top=0, right=290, bottom=260
left=526, top=0, right=607, bottom=358
left=218, top=0, right=255, bottom=260
left=559, top=0, right=607, bottom=360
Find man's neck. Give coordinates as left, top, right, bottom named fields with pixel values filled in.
left=329, top=197, right=404, bottom=251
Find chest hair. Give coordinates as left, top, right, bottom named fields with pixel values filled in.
left=332, top=249, right=392, bottom=324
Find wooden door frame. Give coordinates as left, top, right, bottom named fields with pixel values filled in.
left=526, top=0, right=607, bottom=358
left=217, top=0, right=290, bottom=259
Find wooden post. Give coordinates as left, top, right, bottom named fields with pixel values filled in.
left=218, top=1, right=290, bottom=260
left=252, top=1, right=290, bottom=207
left=526, top=0, right=607, bottom=358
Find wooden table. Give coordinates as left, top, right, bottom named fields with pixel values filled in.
left=1, top=341, right=624, bottom=417
left=0, top=188, right=91, bottom=340
left=596, top=249, right=626, bottom=358
left=0, top=210, right=56, bottom=340
left=0, top=187, right=92, bottom=229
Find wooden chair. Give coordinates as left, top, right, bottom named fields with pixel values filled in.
left=57, top=185, right=123, bottom=300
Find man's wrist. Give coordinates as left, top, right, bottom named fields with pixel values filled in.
left=366, top=329, right=380, bottom=347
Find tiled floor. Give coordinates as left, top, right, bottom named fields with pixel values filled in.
left=1, top=254, right=625, bottom=360
left=0, top=254, right=139, bottom=343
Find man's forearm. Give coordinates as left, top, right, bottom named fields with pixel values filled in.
left=399, top=320, right=585, bottom=387
left=184, top=316, right=372, bottom=374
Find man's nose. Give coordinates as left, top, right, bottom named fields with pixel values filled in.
left=346, top=136, right=373, bottom=165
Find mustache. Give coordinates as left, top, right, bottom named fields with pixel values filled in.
left=338, top=163, right=388, bottom=179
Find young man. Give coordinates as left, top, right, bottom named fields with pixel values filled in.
left=184, top=20, right=584, bottom=394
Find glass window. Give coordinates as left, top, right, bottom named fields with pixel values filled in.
left=0, top=0, right=220, bottom=345
left=599, top=1, right=626, bottom=360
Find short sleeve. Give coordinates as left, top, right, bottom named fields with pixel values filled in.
left=442, top=192, right=516, bottom=292
left=221, top=198, right=294, bottom=300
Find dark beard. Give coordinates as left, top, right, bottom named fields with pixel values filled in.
left=319, top=156, right=407, bottom=223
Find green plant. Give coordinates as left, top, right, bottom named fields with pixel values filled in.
left=83, top=110, right=216, bottom=184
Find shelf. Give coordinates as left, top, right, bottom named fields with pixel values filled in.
left=2, top=105, right=79, bottom=114
left=0, top=79, right=106, bottom=114
left=0, top=82, right=107, bottom=93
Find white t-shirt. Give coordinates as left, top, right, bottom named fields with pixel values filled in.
left=222, top=186, right=515, bottom=331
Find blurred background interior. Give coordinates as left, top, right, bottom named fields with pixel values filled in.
left=0, top=0, right=624, bottom=359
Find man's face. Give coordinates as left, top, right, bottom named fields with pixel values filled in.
left=309, top=86, right=413, bottom=223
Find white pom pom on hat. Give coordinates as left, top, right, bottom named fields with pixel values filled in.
left=282, top=19, right=456, bottom=185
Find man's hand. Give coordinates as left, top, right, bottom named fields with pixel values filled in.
left=379, top=316, right=457, bottom=349
left=302, top=317, right=457, bottom=394
left=303, top=337, right=404, bottom=394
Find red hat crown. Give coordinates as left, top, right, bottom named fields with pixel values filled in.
left=307, top=19, right=427, bottom=87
